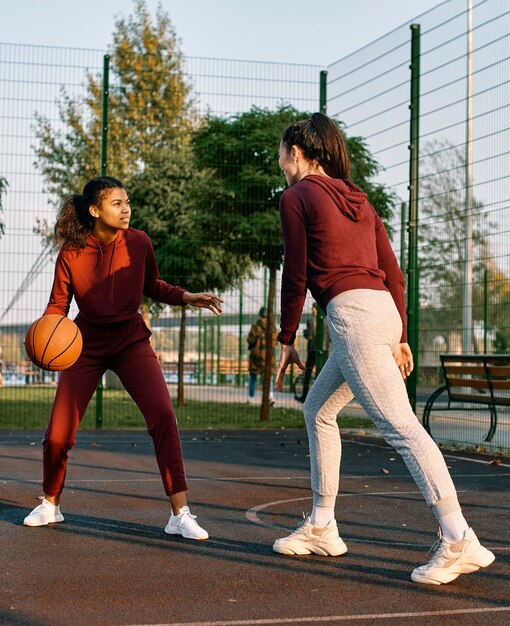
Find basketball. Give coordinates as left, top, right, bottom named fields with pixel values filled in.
left=24, top=314, right=83, bottom=371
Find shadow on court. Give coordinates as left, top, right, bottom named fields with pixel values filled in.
left=1, top=429, right=509, bottom=626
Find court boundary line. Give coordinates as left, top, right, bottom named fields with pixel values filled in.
left=126, top=606, right=510, bottom=625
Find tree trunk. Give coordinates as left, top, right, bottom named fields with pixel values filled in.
left=178, top=306, right=187, bottom=406
left=260, top=265, right=277, bottom=421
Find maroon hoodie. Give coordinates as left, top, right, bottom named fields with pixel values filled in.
left=45, top=228, right=185, bottom=323
left=278, top=175, right=407, bottom=345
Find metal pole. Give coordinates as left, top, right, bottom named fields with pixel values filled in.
left=95, top=54, right=110, bottom=430
left=462, top=0, right=473, bottom=354
left=238, top=284, right=243, bottom=385
left=400, top=202, right=407, bottom=273
left=315, top=70, right=328, bottom=374
left=216, top=307, right=221, bottom=383
left=320, top=70, right=327, bottom=114
left=197, top=308, right=202, bottom=384
left=483, top=267, right=488, bottom=353
left=407, top=24, right=421, bottom=411
left=100, top=55, right=110, bottom=177
left=202, top=319, right=207, bottom=384
left=263, top=267, right=268, bottom=309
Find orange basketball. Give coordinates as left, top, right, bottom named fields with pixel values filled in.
left=24, top=315, right=83, bottom=371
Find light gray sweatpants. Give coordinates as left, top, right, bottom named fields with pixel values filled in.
left=304, top=289, right=461, bottom=521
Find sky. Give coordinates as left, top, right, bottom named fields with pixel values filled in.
left=0, top=0, right=445, bottom=66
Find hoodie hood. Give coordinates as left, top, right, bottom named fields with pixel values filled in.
left=303, top=175, right=367, bottom=222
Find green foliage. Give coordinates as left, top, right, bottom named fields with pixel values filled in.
left=193, top=105, right=303, bottom=271
left=33, top=0, right=193, bottom=200
left=419, top=140, right=493, bottom=325
left=193, top=105, right=397, bottom=275
left=128, top=141, right=251, bottom=299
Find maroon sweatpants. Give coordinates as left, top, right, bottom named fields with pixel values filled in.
left=42, top=315, right=187, bottom=496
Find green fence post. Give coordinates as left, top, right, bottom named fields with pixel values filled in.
left=400, top=202, right=407, bottom=273
left=483, top=267, right=488, bottom=353
left=202, top=319, right=207, bottom=384
left=407, top=25, right=421, bottom=411
left=315, top=69, right=328, bottom=374
left=237, top=284, right=243, bottom=385
left=216, top=305, right=221, bottom=383
left=95, top=53, right=110, bottom=430
left=197, top=308, right=202, bottom=384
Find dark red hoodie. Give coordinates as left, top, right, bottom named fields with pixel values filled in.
left=45, top=227, right=185, bottom=323
left=278, top=175, right=407, bottom=345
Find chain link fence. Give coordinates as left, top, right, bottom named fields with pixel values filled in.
left=1, top=0, right=509, bottom=450
left=327, top=0, right=509, bottom=451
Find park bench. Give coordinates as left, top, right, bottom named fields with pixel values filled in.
left=422, top=354, right=510, bottom=442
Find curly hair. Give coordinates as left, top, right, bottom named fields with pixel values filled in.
left=54, top=176, right=125, bottom=250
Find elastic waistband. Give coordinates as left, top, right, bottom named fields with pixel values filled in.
left=327, top=288, right=392, bottom=313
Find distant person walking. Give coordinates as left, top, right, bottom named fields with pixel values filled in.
left=296, top=302, right=318, bottom=402
left=273, top=113, right=495, bottom=585
left=247, top=307, right=277, bottom=405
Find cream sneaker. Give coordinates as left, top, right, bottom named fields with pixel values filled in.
left=273, top=515, right=348, bottom=556
left=411, top=528, right=495, bottom=585
left=164, top=506, right=209, bottom=540
left=23, top=499, right=64, bottom=527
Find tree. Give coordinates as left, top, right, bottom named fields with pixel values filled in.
left=33, top=0, right=193, bottom=199
left=128, top=142, right=251, bottom=405
left=193, top=105, right=396, bottom=420
left=418, top=140, right=493, bottom=353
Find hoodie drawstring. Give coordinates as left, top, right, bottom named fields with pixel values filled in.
left=92, top=235, right=117, bottom=304
left=108, top=238, right=117, bottom=304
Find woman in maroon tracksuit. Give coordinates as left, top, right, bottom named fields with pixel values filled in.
left=23, top=176, right=222, bottom=540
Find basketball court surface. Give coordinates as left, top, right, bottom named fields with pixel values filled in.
left=1, top=428, right=509, bottom=625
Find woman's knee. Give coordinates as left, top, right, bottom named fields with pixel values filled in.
left=43, top=435, right=74, bottom=454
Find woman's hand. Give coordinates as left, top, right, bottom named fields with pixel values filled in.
left=393, top=342, right=414, bottom=379
left=183, top=292, right=223, bottom=316
left=275, top=343, right=305, bottom=391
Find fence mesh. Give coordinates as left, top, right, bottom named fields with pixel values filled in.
left=327, top=0, right=509, bottom=451
left=0, top=41, right=322, bottom=428
left=1, top=0, right=509, bottom=450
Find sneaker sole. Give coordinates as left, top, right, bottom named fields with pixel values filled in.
left=273, top=541, right=348, bottom=557
left=23, top=514, right=64, bottom=527
left=164, top=527, right=209, bottom=540
left=411, top=547, right=496, bottom=585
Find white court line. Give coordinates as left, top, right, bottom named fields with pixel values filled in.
left=443, top=453, right=510, bottom=468
left=4, top=471, right=509, bottom=485
left=126, top=606, right=510, bottom=625
left=348, top=439, right=510, bottom=468
left=245, top=492, right=509, bottom=551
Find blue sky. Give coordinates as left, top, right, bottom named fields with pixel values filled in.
left=1, top=0, right=444, bottom=65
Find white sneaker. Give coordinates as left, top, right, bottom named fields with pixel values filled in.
left=273, top=515, right=348, bottom=556
left=23, top=499, right=64, bottom=527
left=411, top=528, right=495, bottom=585
left=164, top=506, right=209, bottom=540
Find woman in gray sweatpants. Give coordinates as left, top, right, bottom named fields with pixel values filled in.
left=273, top=112, right=495, bottom=585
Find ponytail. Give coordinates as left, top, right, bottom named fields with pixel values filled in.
left=54, top=194, right=94, bottom=250
left=53, top=176, right=125, bottom=250
left=281, top=112, right=350, bottom=179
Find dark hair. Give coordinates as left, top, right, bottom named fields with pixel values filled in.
left=259, top=307, right=268, bottom=318
left=281, top=112, right=350, bottom=179
left=54, top=176, right=125, bottom=250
